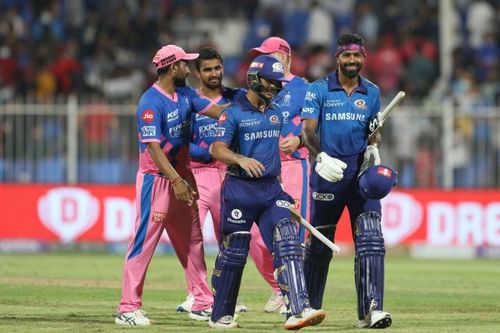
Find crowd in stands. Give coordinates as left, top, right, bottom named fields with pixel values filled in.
left=0, top=0, right=497, bottom=104
left=0, top=0, right=498, bottom=187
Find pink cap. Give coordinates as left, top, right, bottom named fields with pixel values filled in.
left=249, top=37, right=291, bottom=57
left=152, top=45, right=199, bottom=69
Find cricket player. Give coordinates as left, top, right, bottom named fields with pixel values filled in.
left=115, top=44, right=228, bottom=326
left=301, top=33, right=395, bottom=329
left=249, top=37, right=310, bottom=314
left=177, top=47, right=282, bottom=316
left=209, top=54, right=326, bottom=330
left=176, top=47, right=247, bottom=317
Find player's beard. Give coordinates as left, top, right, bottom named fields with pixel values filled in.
left=203, top=75, right=222, bottom=90
left=174, top=74, right=187, bottom=87
left=340, top=62, right=362, bottom=79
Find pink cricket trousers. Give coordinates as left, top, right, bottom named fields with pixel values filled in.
left=117, top=171, right=212, bottom=313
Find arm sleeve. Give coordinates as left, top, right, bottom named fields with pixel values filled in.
left=137, top=101, right=162, bottom=143
left=185, top=86, right=218, bottom=114
left=301, top=82, right=322, bottom=120
left=214, top=107, right=237, bottom=146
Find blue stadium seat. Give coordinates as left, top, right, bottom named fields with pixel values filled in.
left=36, top=158, right=65, bottom=183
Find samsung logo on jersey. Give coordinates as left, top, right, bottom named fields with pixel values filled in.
left=240, top=119, right=261, bottom=127
left=325, top=113, right=366, bottom=121
left=325, top=100, right=345, bottom=108
left=244, top=130, right=280, bottom=140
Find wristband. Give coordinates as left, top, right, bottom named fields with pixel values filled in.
left=171, top=176, right=183, bottom=186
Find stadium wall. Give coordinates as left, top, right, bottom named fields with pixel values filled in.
left=1, top=184, right=499, bottom=257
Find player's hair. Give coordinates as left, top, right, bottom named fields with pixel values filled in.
left=337, top=33, right=365, bottom=47
left=157, top=65, right=172, bottom=76
left=194, top=47, right=223, bottom=70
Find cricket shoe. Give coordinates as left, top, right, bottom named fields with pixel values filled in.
left=264, top=292, right=286, bottom=313
left=209, top=315, right=239, bottom=329
left=283, top=308, right=326, bottom=330
left=189, top=307, right=212, bottom=321
left=176, top=294, right=194, bottom=312
left=115, top=309, right=151, bottom=326
left=356, top=310, right=392, bottom=329
left=235, top=300, right=248, bottom=313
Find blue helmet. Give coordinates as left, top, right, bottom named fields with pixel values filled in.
left=358, top=165, right=397, bottom=199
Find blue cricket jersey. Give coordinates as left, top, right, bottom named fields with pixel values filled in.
left=301, top=70, right=381, bottom=157
left=190, top=87, right=246, bottom=164
left=214, top=95, right=283, bottom=179
left=277, top=76, right=309, bottom=160
left=136, top=84, right=212, bottom=174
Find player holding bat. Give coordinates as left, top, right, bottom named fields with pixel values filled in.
left=301, top=33, right=398, bottom=329
left=209, top=54, right=326, bottom=330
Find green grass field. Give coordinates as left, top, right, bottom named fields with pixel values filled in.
left=1, top=252, right=499, bottom=332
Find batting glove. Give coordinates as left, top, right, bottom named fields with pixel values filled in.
left=359, top=145, right=381, bottom=177
left=315, top=152, right=347, bottom=183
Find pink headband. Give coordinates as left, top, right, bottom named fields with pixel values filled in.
left=335, top=44, right=366, bottom=57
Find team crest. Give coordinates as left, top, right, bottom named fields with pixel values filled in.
left=272, top=62, right=284, bottom=73
left=269, top=115, right=280, bottom=124
left=354, top=99, right=367, bottom=110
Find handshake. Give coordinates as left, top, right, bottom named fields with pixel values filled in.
left=315, top=152, right=347, bottom=183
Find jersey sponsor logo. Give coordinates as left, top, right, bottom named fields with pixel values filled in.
left=312, top=192, right=334, bottom=201
left=231, top=209, right=242, bottom=219
left=168, top=119, right=190, bottom=138
left=167, top=109, right=179, bottom=122
left=195, top=113, right=209, bottom=120
left=272, top=62, right=284, bottom=73
left=198, top=123, right=218, bottom=138
left=215, top=128, right=226, bottom=137
left=228, top=208, right=246, bottom=224
left=325, top=113, right=366, bottom=121
left=141, top=126, right=156, bottom=137
left=305, top=91, right=316, bottom=101
left=282, top=111, right=290, bottom=124
left=219, top=113, right=227, bottom=124
left=325, top=100, right=345, bottom=108
left=302, top=107, right=315, bottom=114
left=269, top=115, right=280, bottom=124
left=152, top=211, right=167, bottom=223
left=244, top=129, right=280, bottom=140
left=354, top=99, right=368, bottom=110
left=142, top=110, right=154, bottom=122
left=275, top=200, right=291, bottom=208
left=239, top=119, right=261, bottom=127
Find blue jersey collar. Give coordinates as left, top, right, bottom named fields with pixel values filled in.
left=239, top=94, right=279, bottom=112
left=327, top=70, right=368, bottom=95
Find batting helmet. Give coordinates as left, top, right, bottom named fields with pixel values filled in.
left=358, top=165, right=397, bottom=199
